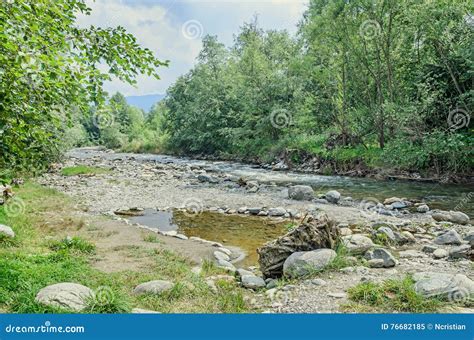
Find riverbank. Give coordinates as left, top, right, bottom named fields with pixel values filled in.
left=2, top=148, right=472, bottom=313
left=0, top=183, right=253, bottom=313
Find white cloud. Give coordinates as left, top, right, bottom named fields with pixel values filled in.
left=77, top=0, right=308, bottom=96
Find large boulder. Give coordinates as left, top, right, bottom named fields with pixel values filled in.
left=325, top=190, right=341, bottom=204
left=434, top=229, right=462, bottom=245
left=287, top=185, right=314, bottom=201
left=133, top=280, right=174, bottom=295
left=258, top=215, right=339, bottom=278
left=35, top=282, right=93, bottom=311
left=342, top=234, right=374, bottom=255
left=283, top=249, right=336, bottom=278
left=0, top=224, right=15, bottom=238
left=413, top=272, right=474, bottom=301
left=448, top=211, right=470, bottom=225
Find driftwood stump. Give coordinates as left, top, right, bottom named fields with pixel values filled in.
left=257, top=214, right=339, bottom=278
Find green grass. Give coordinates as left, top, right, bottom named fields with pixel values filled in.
left=61, top=165, right=110, bottom=176
left=344, top=276, right=441, bottom=312
left=48, top=236, right=96, bottom=254
left=0, top=182, right=251, bottom=314
left=142, top=234, right=162, bottom=243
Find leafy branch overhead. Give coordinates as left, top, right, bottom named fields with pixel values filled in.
left=0, top=0, right=168, bottom=170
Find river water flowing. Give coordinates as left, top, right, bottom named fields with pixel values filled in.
left=69, top=148, right=474, bottom=218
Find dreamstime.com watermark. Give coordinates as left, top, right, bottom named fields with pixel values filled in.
left=4, top=321, right=85, bottom=334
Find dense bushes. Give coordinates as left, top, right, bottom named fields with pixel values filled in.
left=157, top=0, right=473, bottom=176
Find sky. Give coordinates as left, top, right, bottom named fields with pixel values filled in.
left=76, top=0, right=308, bottom=96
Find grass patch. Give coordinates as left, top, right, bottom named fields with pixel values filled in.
left=344, top=276, right=441, bottom=312
left=143, top=234, right=162, bottom=243
left=48, top=236, right=96, bottom=254
left=0, top=182, right=252, bottom=313
left=61, top=165, right=110, bottom=176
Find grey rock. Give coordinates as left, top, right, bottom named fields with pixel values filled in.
left=0, top=224, right=15, bottom=238
left=311, top=278, right=327, bottom=286
left=268, top=207, right=287, bottom=217
left=214, top=251, right=230, bottom=262
left=422, top=245, right=438, bottom=253
left=266, top=279, right=278, bottom=289
left=434, top=229, right=462, bottom=245
left=433, top=248, right=448, bottom=259
left=364, top=248, right=397, bottom=267
left=236, top=268, right=254, bottom=278
left=241, top=275, right=266, bottom=289
left=35, top=282, right=93, bottom=311
left=197, top=174, right=219, bottom=183
left=367, top=259, right=385, bottom=268
left=216, top=259, right=236, bottom=272
left=247, top=208, right=261, bottom=215
left=413, top=272, right=474, bottom=300
left=391, top=201, right=408, bottom=209
left=464, top=232, right=474, bottom=246
left=342, top=234, right=374, bottom=255
left=417, top=204, right=430, bottom=213
left=383, top=197, right=402, bottom=205
left=283, top=249, right=336, bottom=278
left=325, top=190, right=341, bottom=204
left=313, top=198, right=328, bottom=204
left=432, top=212, right=451, bottom=222
left=448, top=211, right=470, bottom=225
left=449, top=244, right=471, bottom=259
left=133, top=280, right=174, bottom=295
left=376, top=226, right=396, bottom=242
left=288, top=185, right=314, bottom=201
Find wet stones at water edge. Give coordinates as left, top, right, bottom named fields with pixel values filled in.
left=35, top=282, right=94, bottom=311
left=0, top=224, right=15, bottom=238
left=283, top=249, right=337, bottom=278
left=258, top=214, right=339, bottom=278
left=133, top=280, right=174, bottom=295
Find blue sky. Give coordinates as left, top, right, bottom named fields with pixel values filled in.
left=77, top=0, right=308, bottom=96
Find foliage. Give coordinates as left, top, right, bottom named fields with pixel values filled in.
left=48, top=236, right=96, bottom=254
left=346, top=276, right=441, bottom=312
left=0, top=0, right=167, bottom=172
left=158, top=0, right=472, bottom=175
left=61, top=165, right=110, bottom=176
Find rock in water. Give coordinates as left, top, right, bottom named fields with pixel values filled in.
left=35, top=282, right=93, bottom=311
left=287, top=185, right=314, bottom=201
left=257, top=214, right=339, bottom=278
left=283, top=249, right=336, bottom=278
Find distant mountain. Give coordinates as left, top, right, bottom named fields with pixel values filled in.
left=125, top=93, right=165, bottom=112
